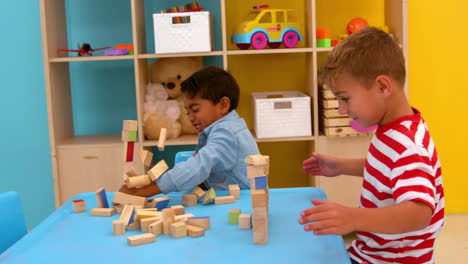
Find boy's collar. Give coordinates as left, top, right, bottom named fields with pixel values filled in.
left=200, top=110, right=238, bottom=135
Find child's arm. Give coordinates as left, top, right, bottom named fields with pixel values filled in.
left=299, top=199, right=433, bottom=235
left=303, top=153, right=366, bottom=177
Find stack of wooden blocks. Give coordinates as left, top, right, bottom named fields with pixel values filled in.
left=245, top=154, right=270, bottom=244
left=319, top=87, right=359, bottom=136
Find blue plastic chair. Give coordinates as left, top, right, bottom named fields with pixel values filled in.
left=0, top=191, right=27, bottom=254
left=174, top=151, right=195, bottom=164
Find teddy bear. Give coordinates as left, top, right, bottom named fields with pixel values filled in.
left=143, top=82, right=182, bottom=140
left=149, top=57, right=203, bottom=135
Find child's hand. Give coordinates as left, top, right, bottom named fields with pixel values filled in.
left=299, top=199, right=355, bottom=235
left=118, top=183, right=161, bottom=198
left=302, top=153, right=341, bottom=177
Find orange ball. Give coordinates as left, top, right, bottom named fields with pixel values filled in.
left=346, top=18, right=368, bottom=35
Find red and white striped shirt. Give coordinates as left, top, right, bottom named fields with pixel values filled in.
left=349, top=108, right=445, bottom=264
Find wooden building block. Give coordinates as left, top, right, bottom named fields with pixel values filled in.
left=214, top=195, right=235, bottom=205
left=123, top=164, right=139, bottom=177
left=139, top=149, right=154, bottom=168
left=136, top=210, right=162, bottom=220
left=126, top=174, right=151, bottom=188
left=170, top=222, right=187, bottom=238
left=239, top=214, right=251, bottom=229
left=123, top=120, right=138, bottom=131
left=147, top=160, right=169, bottom=181
left=191, top=187, right=206, bottom=200
left=228, top=209, right=241, bottom=224
left=244, top=154, right=269, bottom=166
left=113, top=192, right=146, bottom=208
left=171, top=205, right=185, bottom=215
left=182, top=193, right=198, bottom=207
left=125, top=141, right=135, bottom=162
left=141, top=216, right=161, bottom=232
left=72, top=199, right=86, bottom=213
left=228, top=184, right=240, bottom=199
left=149, top=219, right=163, bottom=236
left=90, top=208, right=115, bottom=217
left=253, top=230, right=268, bottom=245
left=127, top=220, right=141, bottom=230
left=113, top=203, right=124, bottom=214
left=175, top=213, right=195, bottom=223
left=127, top=233, right=155, bottom=246
left=157, top=128, right=167, bottom=151
left=162, top=208, right=175, bottom=235
left=95, top=187, right=109, bottom=208
left=254, top=176, right=268, bottom=190
left=253, top=207, right=268, bottom=220
left=186, top=224, right=205, bottom=238
left=202, top=188, right=216, bottom=205
left=153, top=196, right=171, bottom=210
left=247, top=164, right=268, bottom=178
left=187, top=216, right=210, bottom=230
left=251, top=189, right=268, bottom=207
left=120, top=204, right=136, bottom=225
left=113, top=220, right=126, bottom=235
left=122, top=130, right=137, bottom=142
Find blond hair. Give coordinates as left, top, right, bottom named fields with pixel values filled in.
left=319, top=26, right=406, bottom=88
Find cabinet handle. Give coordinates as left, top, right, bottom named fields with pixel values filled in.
left=82, top=156, right=98, bottom=160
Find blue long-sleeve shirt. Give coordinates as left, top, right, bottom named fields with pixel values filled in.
left=156, top=110, right=259, bottom=193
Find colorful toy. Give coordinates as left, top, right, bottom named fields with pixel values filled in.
left=57, top=42, right=111, bottom=56
left=232, top=6, right=303, bottom=50
left=346, top=18, right=368, bottom=35
left=316, top=28, right=331, bottom=48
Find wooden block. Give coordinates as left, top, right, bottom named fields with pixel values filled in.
left=247, top=164, right=268, bottom=178
left=228, top=184, right=240, bottom=199
left=149, top=219, right=163, bottom=236
left=139, top=149, right=154, bottom=168
left=95, top=187, right=109, bottom=208
left=254, top=176, right=268, bottom=190
left=253, top=207, right=268, bottom=221
left=239, top=214, right=251, bottom=229
left=153, top=196, right=171, bottom=210
left=214, top=195, right=235, bottom=205
left=187, top=216, right=210, bottom=230
left=122, top=130, right=137, bottom=142
left=170, top=222, right=187, bottom=238
left=182, top=193, right=198, bottom=207
left=113, top=220, right=126, bottom=235
left=191, top=187, right=206, bottom=200
left=322, top=117, right=352, bottom=127
left=141, top=216, right=161, bottom=232
left=157, top=128, right=167, bottom=151
left=90, top=208, right=115, bottom=217
left=202, top=188, right=216, bottom=205
left=125, top=141, right=135, bottom=162
left=321, top=88, right=336, bottom=99
left=322, top=108, right=347, bottom=118
left=244, top=154, right=269, bottom=166
left=113, top=203, right=124, bottom=214
left=126, top=174, right=152, bottom=188
left=123, top=164, right=139, bottom=177
left=253, top=230, right=268, bottom=245
left=321, top=98, right=339, bottom=109
left=120, top=204, right=136, bottom=225
left=127, top=233, right=155, bottom=246
left=321, top=126, right=361, bottom=136
left=175, top=213, right=195, bottom=223
left=162, top=208, right=175, bottom=235
left=113, top=192, right=147, bottom=208
left=171, top=205, right=185, bottom=215
left=228, top=209, right=241, bottom=224
left=127, top=220, right=141, bottom=230
left=251, top=189, right=268, bottom=207
left=147, top=160, right=169, bottom=181
left=72, top=199, right=86, bottom=213
left=186, top=224, right=205, bottom=238
left=123, top=120, right=138, bottom=131
left=136, top=210, right=162, bottom=220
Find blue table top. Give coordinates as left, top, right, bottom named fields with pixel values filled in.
left=0, top=188, right=350, bottom=264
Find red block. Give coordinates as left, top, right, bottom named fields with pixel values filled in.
left=126, top=141, right=135, bottom=162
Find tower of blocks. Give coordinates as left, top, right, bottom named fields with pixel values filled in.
left=245, top=154, right=270, bottom=244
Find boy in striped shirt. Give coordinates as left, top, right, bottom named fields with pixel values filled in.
left=300, top=27, right=444, bottom=264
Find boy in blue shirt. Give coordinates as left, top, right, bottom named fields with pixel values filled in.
left=120, top=66, right=259, bottom=197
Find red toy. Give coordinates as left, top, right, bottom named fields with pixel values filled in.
left=346, top=18, right=368, bottom=35
left=58, top=43, right=111, bottom=56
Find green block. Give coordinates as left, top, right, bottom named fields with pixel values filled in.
left=317, top=38, right=331, bottom=48
left=228, top=210, right=241, bottom=224
left=128, top=131, right=137, bottom=142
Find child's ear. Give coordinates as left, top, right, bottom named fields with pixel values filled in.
left=376, top=75, right=393, bottom=96
left=219, top=96, right=231, bottom=113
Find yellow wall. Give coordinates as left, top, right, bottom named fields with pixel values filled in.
left=409, top=1, right=468, bottom=213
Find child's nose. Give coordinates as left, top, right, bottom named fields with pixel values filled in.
left=338, top=102, right=347, bottom=115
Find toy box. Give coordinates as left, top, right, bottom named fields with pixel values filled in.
left=252, top=91, right=312, bottom=139
left=153, top=11, right=213, bottom=53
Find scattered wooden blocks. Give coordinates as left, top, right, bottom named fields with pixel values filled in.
left=162, top=208, right=175, bottom=235
left=120, top=204, right=136, bottom=225
left=113, top=220, right=126, bottom=235
left=191, top=187, right=206, bottom=200
left=214, top=195, right=235, bottom=205
left=186, top=224, right=205, bottom=238
left=228, top=184, right=240, bottom=199
left=239, top=214, right=251, bottom=229
left=149, top=219, right=163, bottom=236
left=202, top=188, right=216, bottom=205
left=90, top=208, right=115, bottom=217
left=127, top=233, right=155, bottom=246
left=170, top=222, right=187, bottom=238
left=187, top=216, right=210, bottom=230
left=175, top=213, right=195, bottom=223
left=182, top=193, right=198, bottom=207
left=228, top=209, right=241, bottom=224
left=153, top=196, right=171, bottom=210
left=147, top=160, right=169, bottom=181
left=72, top=199, right=86, bottom=213
left=171, top=205, right=185, bottom=215
left=113, top=192, right=147, bottom=208
left=141, top=216, right=161, bottom=232
left=95, top=187, right=109, bottom=208
left=158, top=128, right=167, bottom=151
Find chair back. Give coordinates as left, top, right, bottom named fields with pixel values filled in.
left=174, top=150, right=195, bottom=164
left=0, top=191, right=27, bottom=254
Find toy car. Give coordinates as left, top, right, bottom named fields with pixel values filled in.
left=232, top=6, right=303, bottom=50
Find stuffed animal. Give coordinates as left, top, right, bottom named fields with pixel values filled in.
left=149, top=57, right=203, bottom=135
left=143, top=83, right=182, bottom=140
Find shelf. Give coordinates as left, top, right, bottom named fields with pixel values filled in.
left=49, top=55, right=135, bottom=63
left=143, top=134, right=198, bottom=147
left=57, top=134, right=122, bottom=149
left=227, top=48, right=314, bottom=56
left=138, top=51, right=224, bottom=59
